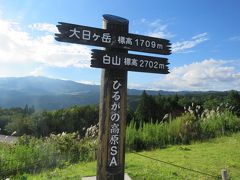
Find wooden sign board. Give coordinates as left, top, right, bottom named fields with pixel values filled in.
left=91, top=49, right=169, bottom=74
left=55, top=22, right=171, bottom=55
left=55, top=14, right=172, bottom=180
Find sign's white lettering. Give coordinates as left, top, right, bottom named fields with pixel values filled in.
left=124, top=57, right=138, bottom=67
left=103, top=55, right=121, bottom=66
left=126, top=37, right=133, bottom=45
left=69, top=28, right=80, bottom=39
left=111, top=123, right=120, bottom=134
left=139, top=60, right=165, bottom=69
left=69, top=28, right=112, bottom=44
left=112, top=91, right=120, bottom=101
left=56, top=23, right=171, bottom=55
left=135, top=38, right=163, bottom=50
left=112, top=56, right=121, bottom=66
left=102, top=33, right=112, bottom=43
left=93, top=33, right=100, bottom=41
left=68, top=27, right=165, bottom=51
left=102, top=54, right=165, bottom=70
left=91, top=49, right=169, bottom=74
left=113, top=80, right=122, bottom=90
left=111, top=102, right=120, bottom=111
left=110, top=134, right=119, bottom=145
left=109, top=156, right=117, bottom=167
left=103, top=54, right=111, bottom=64
left=82, top=30, right=91, bottom=40
left=108, top=79, right=122, bottom=167
left=111, top=113, right=120, bottom=122
left=118, top=36, right=126, bottom=44
left=110, top=146, right=118, bottom=156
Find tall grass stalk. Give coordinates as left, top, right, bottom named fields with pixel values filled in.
left=126, top=111, right=240, bottom=151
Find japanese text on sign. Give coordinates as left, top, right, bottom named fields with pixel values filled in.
left=102, top=54, right=166, bottom=69
left=91, top=49, right=169, bottom=74
left=55, top=22, right=171, bottom=55
left=108, top=80, right=121, bottom=167
left=118, top=35, right=163, bottom=50
left=69, top=28, right=112, bottom=43
left=68, top=28, right=164, bottom=50
left=67, top=27, right=164, bottom=50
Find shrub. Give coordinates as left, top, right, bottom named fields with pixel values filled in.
left=167, top=113, right=196, bottom=144
left=126, top=110, right=240, bottom=151
left=126, top=114, right=197, bottom=151
left=200, top=110, right=240, bottom=139
left=0, top=133, right=97, bottom=179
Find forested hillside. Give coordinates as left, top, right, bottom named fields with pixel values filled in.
left=0, top=90, right=239, bottom=137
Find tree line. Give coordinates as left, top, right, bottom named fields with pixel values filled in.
left=0, top=105, right=98, bottom=137
left=0, top=90, right=239, bottom=137
left=132, top=90, right=240, bottom=124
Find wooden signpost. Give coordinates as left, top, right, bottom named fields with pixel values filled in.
left=55, top=14, right=171, bottom=180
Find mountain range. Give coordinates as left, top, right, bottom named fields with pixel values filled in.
left=0, top=76, right=100, bottom=110
left=0, top=76, right=217, bottom=110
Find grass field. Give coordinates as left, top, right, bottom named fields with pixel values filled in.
left=19, top=133, right=240, bottom=180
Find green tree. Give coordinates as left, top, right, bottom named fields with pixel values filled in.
left=135, top=91, right=157, bottom=123
left=5, top=116, right=37, bottom=135
left=226, top=90, right=240, bottom=115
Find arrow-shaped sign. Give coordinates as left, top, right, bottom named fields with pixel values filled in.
left=91, top=49, right=169, bottom=74
left=55, top=22, right=171, bottom=55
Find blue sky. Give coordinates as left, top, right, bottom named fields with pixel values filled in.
left=0, top=0, right=240, bottom=91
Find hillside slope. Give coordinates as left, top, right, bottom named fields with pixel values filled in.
left=0, top=76, right=100, bottom=110
left=26, top=133, right=240, bottom=179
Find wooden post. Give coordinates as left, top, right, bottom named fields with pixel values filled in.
left=97, top=14, right=129, bottom=180
left=221, top=169, right=228, bottom=180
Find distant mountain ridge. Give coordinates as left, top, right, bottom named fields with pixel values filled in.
left=0, top=76, right=100, bottom=110
left=0, top=76, right=99, bottom=95
left=0, top=76, right=225, bottom=110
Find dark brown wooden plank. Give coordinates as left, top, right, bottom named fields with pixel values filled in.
left=55, top=22, right=171, bottom=55
left=91, top=49, right=169, bottom=74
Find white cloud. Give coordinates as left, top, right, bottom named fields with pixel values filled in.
left=192, top=33, right=208, bottom=40
left=140, top=19, right=207, bottom=53
left=30, top=67, right=44, bottom=76
left=172, top=33, right=208, bottom=53
left=139, top=19, right=174, bottom=39
left=140, top=18, right=146, bottom=23
left=28, top=23, right=58, bottom=33
left=77, top=80, right=99, bottom=85
left=128, top=82, right=146, bottom=90
left=149, top=31, right=172, bottom=39
left=129, top=59, right=240, bottom=91
left=0, top=19, right=91, bottom=77
left=229, top=35, right=240, bottom=42
left=149, top=20, right=168, bottom=31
